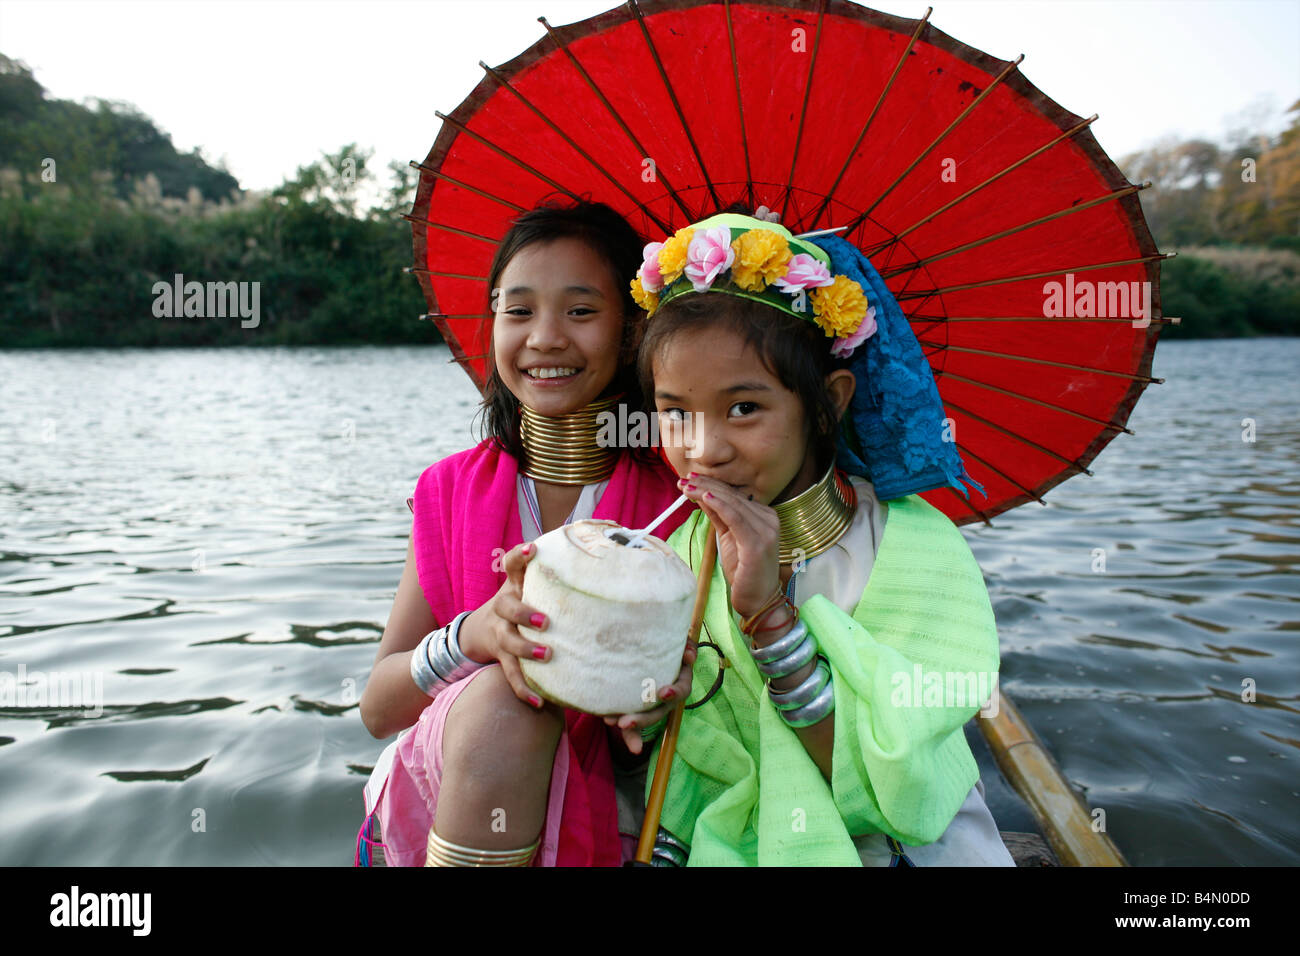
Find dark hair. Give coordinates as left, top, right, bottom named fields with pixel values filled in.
left=637, top=293, right=853, bottom=477
left=478, top=198, right=648, bottom=460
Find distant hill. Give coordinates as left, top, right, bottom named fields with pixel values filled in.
left=0, top=53, right=240, bottom=202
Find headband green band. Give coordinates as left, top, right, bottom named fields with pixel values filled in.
left=631, top=213, right=871, bottom=345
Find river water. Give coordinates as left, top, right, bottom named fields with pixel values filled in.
left=0, top=340, right=1296, bottom=865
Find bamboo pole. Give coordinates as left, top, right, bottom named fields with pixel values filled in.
left=635, top=526, right=718, bottom=864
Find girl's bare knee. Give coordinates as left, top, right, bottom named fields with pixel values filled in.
left=442, top=666, right=563, bottom=775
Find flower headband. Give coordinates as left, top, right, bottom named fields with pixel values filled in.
left=631, top=213, right=878, bottom=357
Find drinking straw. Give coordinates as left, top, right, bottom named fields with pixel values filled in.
left=612, top=493, right=690, bottom=547
left=635, top=523, right=718, bottom=865
left=640, top=493, right=691, bottom=538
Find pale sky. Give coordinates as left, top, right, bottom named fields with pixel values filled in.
left=1, top=0, right=1296, bottom=199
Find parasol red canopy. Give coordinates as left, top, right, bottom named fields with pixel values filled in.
left=408, top=0, right=1170, bottom=525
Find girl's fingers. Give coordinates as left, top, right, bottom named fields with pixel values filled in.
left=495, top=593, right=547, bottom=632
left=621, top=702, right=670, bottom=729
left=691, top=480, right=766, bottom=538
left=501, top=542, right=535, bottom=588
left=498, top=654, right=544, bottom=709
left=619, top=725, right=644, bottom=755
left=686, top=486, right=733, bottom=538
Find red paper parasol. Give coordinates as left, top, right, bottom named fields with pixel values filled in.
left=407, top=0, right=1171, bottom=525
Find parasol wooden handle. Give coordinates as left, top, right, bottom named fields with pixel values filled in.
left=635, top=525, right=717, bottom=865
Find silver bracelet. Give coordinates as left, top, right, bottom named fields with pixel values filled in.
left=754, top=629, right=818, bottom=680
left=651, top=827, right=690, bottom=867
left=779, top=668, right=836, bottom=728
left=410, top=626, right=445, bottom=696
left=409, top=612, right=479, bottom=698
left=445, top=611, right=475, bottom=669
left=438, top=612, right=482, bottom=684
left=748, top=618, right=808, bottom=663
left=768, top=658, right=831, bottom=711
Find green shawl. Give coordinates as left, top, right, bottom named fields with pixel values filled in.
left=646, top=494, right=1000, bottom=866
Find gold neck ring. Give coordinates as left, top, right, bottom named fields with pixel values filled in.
left=519, top=396, right=620, bottom=485
left=773, top=465, right=857, bottom=565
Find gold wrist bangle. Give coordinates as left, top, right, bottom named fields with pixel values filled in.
left=425, top=828, right=540, bottom=867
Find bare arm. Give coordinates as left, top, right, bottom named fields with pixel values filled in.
left=359, top=531, right=438, bottom=739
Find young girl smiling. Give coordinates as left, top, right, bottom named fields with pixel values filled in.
left=634, top=210, right=1013, bottom=865
left=356, top=200, right=691, bottom=867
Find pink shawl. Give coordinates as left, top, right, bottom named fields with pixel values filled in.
left=410, top=439, right=687, bottom=866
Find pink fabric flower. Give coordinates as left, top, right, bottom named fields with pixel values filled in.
left=639, top=242, right=665, bottom=293
left=684, top=226, right=736, bottom=292
left=831, top=305, right=877, bottom=358
left=773, top=253, right=834, bottom=293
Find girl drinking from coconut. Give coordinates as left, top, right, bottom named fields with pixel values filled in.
left=632, top=209, right=1014, bottom=865
left=356, top=199, right=694, bottom=867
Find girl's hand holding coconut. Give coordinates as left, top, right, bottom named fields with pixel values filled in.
left=456, top=542, right=556, bottom=708
left=514, top=518, right=702, bottom=755
left=602, top=641, right=697, bottom=756
left=457, top=538, right=696, bottom=736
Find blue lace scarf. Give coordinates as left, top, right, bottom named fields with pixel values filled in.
left=808, top=233, right=984, bottom=503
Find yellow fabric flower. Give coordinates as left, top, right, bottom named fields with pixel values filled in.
left=810, top=275, right=869, bottom=338
left=630, top=276, right=659, bottom=314
left=657, top=227, right=695, bottom=284
left=730, top=229, right=793, bottom=292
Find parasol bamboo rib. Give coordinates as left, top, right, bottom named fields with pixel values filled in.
left=918, top=341, right=1164, bottom=384
left=408, top=267, right=488, bottom=282
left=938, top=483, right=994, bottom=526
left=919, top=314, right=1173, bottom=325
left=636, top=525, right=718, bottom=865
left=408, top=161, right=527, bottom=212
left=628, top=0, right=721, bottom=213
left=401, top=213, right=498, bottom=246
left=419, top=312, right=492, bottom=321
left=942, top=397, right=1094, bottom=475
left=477, top=60, right=675, bottom=235
left=876, top=115, right=1101, bottom=255
left=870, top=180, right=1151, bottom=263
left=942, top=371, right=1135, bottom=436
left=855, top=54, right=1026, bottom=226
left=408, top=268, right=489, bottom=281
left=809, top=6, right=932, bottom=228
left=953, top=441, right=1046, bottom=505
left=780, top=0, right=828, bottom=223
left=537, top=16, right=695, bottom=223
left=433, top=110, right=584, bottom=203
left=723, top=0, right=755, bottom=211
left=896, top=253, right=1171, bottom=299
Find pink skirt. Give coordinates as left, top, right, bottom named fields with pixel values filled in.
left=361, top=665, right=571, bottom=867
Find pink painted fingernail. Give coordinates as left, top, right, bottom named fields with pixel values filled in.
left=530, top=613, right=546, bottom=628
left=688, top=472, right=699, bottom=478
left=661, top=687, right=676, bottom=700
left=527, top=694, right=542, bottom=708
left=684, top=483, right=697, bottom=492
left=704, top=491, right=714, bottom=499
left=531, top=646, right=548, bottom=661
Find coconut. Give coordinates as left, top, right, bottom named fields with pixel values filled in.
left=518, top=518, right=696, bottom=715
